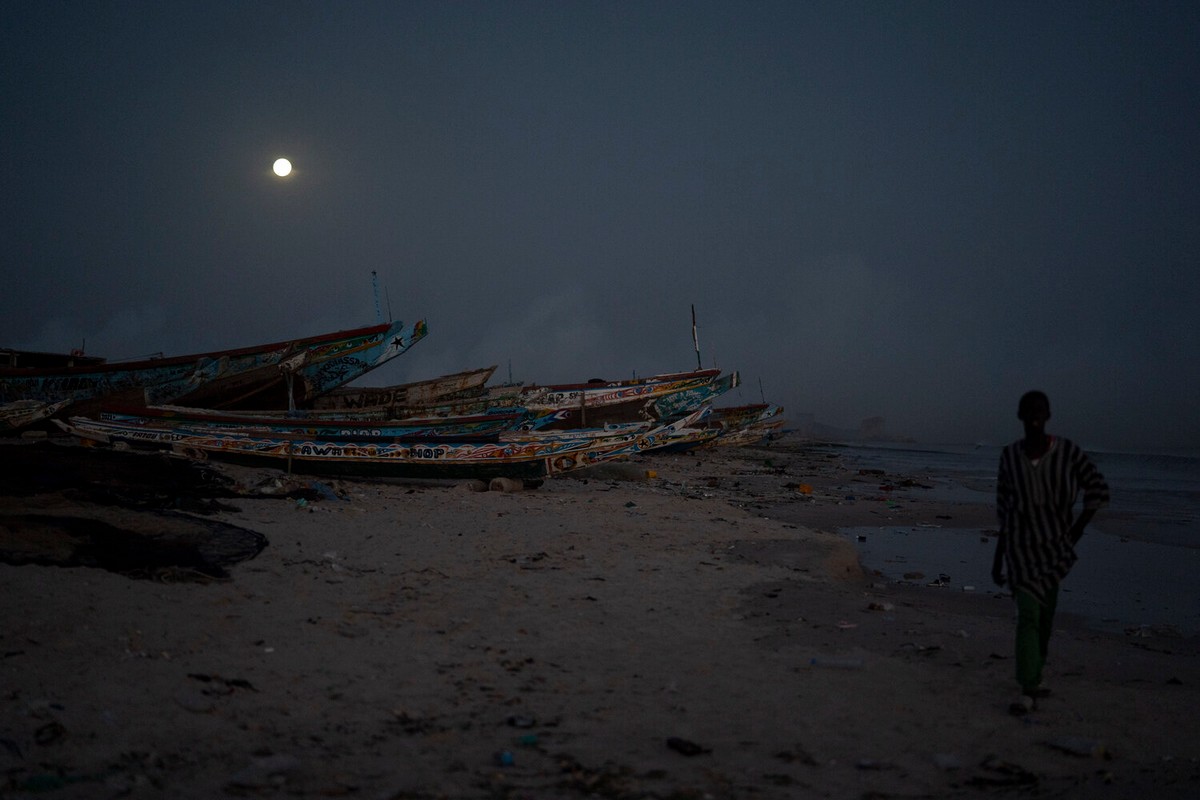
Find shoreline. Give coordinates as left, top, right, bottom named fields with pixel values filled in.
left=2, top=436, right=1198, bottom=798
left=759, top=439, right=1199, bottom=637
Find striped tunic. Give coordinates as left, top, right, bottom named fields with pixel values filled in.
left=996, top=437, right=1109, bottom=604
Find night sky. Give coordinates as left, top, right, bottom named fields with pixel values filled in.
left=3, top=2, right=1197, bottom=451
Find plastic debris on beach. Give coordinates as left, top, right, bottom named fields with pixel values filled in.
left=309, top=480, right=345, bottom=501
left=506, top=715, right=536, bottom=728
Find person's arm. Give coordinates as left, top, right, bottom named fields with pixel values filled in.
left=1067, top=508, right=1096, bottom=545
left=994, top=450, right=1012, bottom=587
left=1069, top=447, right=1108, bottom=544
left=992, top=530, right=1006, bottom=587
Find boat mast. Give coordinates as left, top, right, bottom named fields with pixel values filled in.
left=691, top=304, right=701, bottom=371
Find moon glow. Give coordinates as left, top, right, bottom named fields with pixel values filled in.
left=272, top=158, right=293, bottom=177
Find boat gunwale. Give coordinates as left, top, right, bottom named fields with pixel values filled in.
left=100, top=404, right=526, bottom=428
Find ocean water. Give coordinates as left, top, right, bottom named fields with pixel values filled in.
left=821, top=442, right=1200, bottom=636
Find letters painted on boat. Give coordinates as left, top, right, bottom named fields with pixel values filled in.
left=59, top=410, right=706, bottom=481
left=306, top=366, right=497, bottom=411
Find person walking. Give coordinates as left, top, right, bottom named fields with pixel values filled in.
left=992, top=390, right=1109, bottom=715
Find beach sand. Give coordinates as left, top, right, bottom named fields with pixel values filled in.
left=1, top=436, right=1198, bottom=798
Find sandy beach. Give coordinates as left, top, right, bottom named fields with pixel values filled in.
left=2, top=435, right=1198, bottom=799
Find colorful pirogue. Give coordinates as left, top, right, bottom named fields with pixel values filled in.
left=305, top=365, right=497, bottom=412
left=0, top=399, right=73, bottom=432
left=517, top=370, right=739, bottom=429
left=99, top=366, right=731, bottom=430
left=104, top=367, right=734, bottom=426
left=58, top=409, right=715, bottom=481
left=29, top=310, right=784, bottom=479
left=707, top=404, right=786, bottom=446
left=0, top=320, right=427, bottom=431
left=54, top=367, right=744, bottom=480
left=297, top=368, right=735, bottom=424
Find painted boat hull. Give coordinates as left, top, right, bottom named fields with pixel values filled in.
left=709, top=404, right=787, bottom=446
left=167, top=319, right=427, bottom=409
left=521, top=369, right=734, bottom=430
left=0, top=399, right=73, bottom=431
left=59, top=411, right=705, bottom=481
left=0, top=320, right=426, bottom=428
left=306, top=366, right=497, bottom=411
left=352, top=370, right=724, bottom=424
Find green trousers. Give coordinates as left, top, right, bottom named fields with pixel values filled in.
left=1015, top=585, right=1059, bottom=693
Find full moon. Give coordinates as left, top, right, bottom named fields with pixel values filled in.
left=272, top=158, right=292, bottom=177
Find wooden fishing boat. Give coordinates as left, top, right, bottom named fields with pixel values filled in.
left=58, top=411, right=705, bottom=481
left=305, top=366, right=497, bottom=411
left=649, top=371, right=739, bottom=420
left=0, top=399, right=73, bottom=431
left=68, top=401, right=707, bottom=449
left=638, top=423, right=721, bottom=453
left=517, top=368, right=733, bottom=430
left=706, top=404, right=773, bottom=432
left=0, top=319, right=426, bottom=429
left=634, top=402, right=780, bottom=454
left=167, top=319, right=428, bottom=410
left=343, top=383, right=526, bottom=419
left=304, top=369, right=733, bottom=427
left=709, top=404, right=787, bottom=446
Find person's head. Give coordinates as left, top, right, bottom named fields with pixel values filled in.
left=1018, top=390, right=1051, bottom=430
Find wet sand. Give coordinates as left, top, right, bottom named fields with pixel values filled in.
left=1, top=435, right=1198, bottom=798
